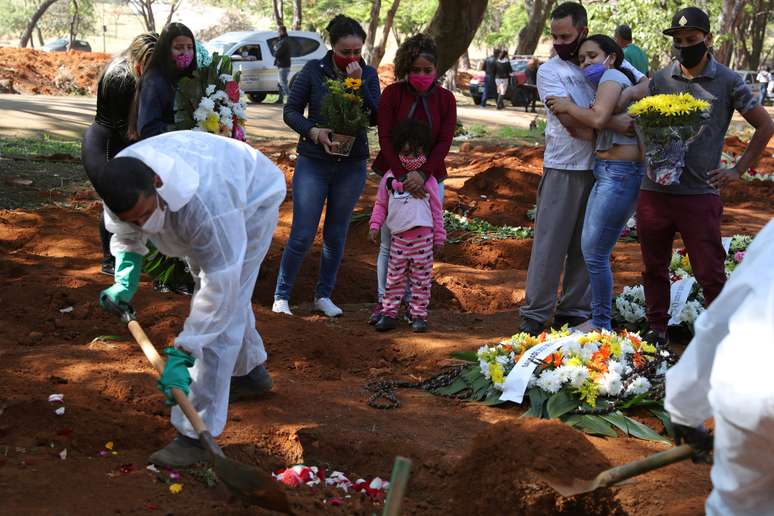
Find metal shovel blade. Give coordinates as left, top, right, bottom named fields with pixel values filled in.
left=542, top=444, right=695, bottom=497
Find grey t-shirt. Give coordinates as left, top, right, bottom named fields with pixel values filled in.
left=595, top=69, right=637, bottom=153
left=642, top=57, right=757, bottom=195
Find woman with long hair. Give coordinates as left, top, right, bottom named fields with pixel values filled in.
left=272, top=14, right=380, bottom=317
left=81, top=32, right=158, bottom=276
left=368, top=33, right=457, bottom=325
left=545, top=34, right=645, bottom=331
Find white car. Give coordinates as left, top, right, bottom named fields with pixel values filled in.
left=205, top=30, right=327, bottom=103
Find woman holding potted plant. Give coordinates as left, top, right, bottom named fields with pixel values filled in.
left=273, top=14, right=380, bottom=317
left=368, top=34, right=457, bottom=325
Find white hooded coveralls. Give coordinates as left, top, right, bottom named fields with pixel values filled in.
left=665, top=219, right=774, bottom=515
left=105, top=131, right=286, bottom=438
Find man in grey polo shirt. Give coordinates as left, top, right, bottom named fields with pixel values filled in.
left=519, top=2, right=647, bottom=335
left=637, top=6, right=773, bottom=346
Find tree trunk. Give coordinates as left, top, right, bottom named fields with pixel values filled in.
left=392, top=25, right=402, bottom=47
left=292, top=0, right=302, bottom=30
left=369, top=0, right=400, bottom=68
left=460, top=49, right=470, bottom=69
left=272, top=0, right=283, bottom=27
left=37, top=27, right=45, bottom=47
left=19, top=0, right=60, bottom=48
left=165, top=0, right=182, bottom=26
left=69, top=0, right=79, bottom=46
left=748, top=0, right=772, bottom=70
left=128, top=0, right=156, bottom=32
left=364, top=0, right=381, bottom=64
left=515, top=0, right=556, bottom=55
left=426, top=0, right=489, bottom=75
left=715, top=0, right=745, bottom=66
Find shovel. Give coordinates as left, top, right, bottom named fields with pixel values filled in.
left=543, top=444, right=696, bottom=497
left=102, top=298, right=291, bottom=514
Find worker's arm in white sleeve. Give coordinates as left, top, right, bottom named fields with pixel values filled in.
left=103, top=205, right=149, bottom=257
left=173, top=200, right=246, bottom=360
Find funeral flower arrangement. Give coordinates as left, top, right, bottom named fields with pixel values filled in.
left=629, top=93, right=710, bottom=186
left=612, top=234, right=753, bottom=332
left=441, top=328, right=672, bottom=441
left=619, top=216, right=638, bottom=242
left=319, top=77, right=370, bottom=155
left=174, top=53, right=247, bottom=141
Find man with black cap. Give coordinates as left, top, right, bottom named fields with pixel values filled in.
left=636, top=7, right=774, bottom=348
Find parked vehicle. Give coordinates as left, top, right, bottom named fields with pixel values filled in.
left=469, top=57, right=530, bottom=107
left=42, top=38, right=92, bottom=52
left=736, top=70, right=764, bottom=104
left=205, top=30, right=327, bottom=103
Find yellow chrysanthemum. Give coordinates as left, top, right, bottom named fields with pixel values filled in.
left=203, top=113, right=220, bottom=133
left=629, top=92, right=710, bottom=117
left=490, top=363, right=505, bottom=386
left=344, top=77, right=362, bottom=91
left=169, top=483, right=184, bottom=494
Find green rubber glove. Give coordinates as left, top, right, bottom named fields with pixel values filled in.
left=99, top=251, right=143, bottom=310
left=157, top=347, right=196, bottom=406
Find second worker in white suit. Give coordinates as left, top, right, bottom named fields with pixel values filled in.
left=95, top=131, right=286, bottom=467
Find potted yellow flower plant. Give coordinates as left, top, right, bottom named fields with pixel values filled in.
left=319, top=77, right=370, bottom=156
left=628, top=92, right=710, bottom=185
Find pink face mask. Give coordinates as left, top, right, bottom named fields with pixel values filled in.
left=175, top=52, right=194, bottom=70
left=399, top=153, right=427, bottom=171
left=407, top=73, right=436, bottom=92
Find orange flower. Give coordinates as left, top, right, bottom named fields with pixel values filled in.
left=545, top=351, right=563, bottom=367
left=632, top=351, right=644, bottom=368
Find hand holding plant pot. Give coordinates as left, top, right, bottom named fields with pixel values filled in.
left=319, top=77, right=370, bottom=156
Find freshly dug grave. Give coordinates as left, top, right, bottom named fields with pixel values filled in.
left=0, top=47, right=111, bottom=95
left=452, top=419, right=626, bottom=516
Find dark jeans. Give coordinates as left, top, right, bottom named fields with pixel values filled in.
left=637, top=190, right=726, bottom=333
left=274, top=155, right=366, bottom=301
left=582, top=160, right=644, bottom=329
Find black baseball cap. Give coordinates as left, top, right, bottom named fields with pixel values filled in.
left=663, top=7, right=711, bottom=36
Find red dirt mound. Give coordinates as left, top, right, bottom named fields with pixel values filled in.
left=457, top=163, right=542, bottom=227
left=0, top=47, right=110, bottom=95
left=452, top=418, right=626, bottom=516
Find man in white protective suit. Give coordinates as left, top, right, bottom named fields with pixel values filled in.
left=94, top=131, right=286, bottom=467
left=665, top=218, right=774, bottom=515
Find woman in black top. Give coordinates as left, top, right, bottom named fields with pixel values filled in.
left=81, top=32, right=157, bottom=275
left=494, top=49, right=513, bottom=110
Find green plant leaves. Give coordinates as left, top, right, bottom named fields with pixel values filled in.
left=450, top=351, right=478, bottom=363
left=600, top=411, right=671, bottom=443
left=564, top=415, right=618, bottom=437
left=546, top=390, right=580, bottom=419
left=523, top=387, right=548, bottom=418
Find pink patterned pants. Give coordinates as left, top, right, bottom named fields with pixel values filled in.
left=381, top=226, right=434, bottom=320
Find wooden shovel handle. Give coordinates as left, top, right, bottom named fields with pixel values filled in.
left=596, top=444, right=695, bottom=487
left=127, top=320, right=208, bottom=436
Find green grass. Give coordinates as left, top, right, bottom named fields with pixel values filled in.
left=0, top=135, right=81, bottom=158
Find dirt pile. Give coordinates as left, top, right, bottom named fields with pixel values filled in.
left=0, top=47, right=110, bottom=95
left=451, top=419, right=626, bottom=515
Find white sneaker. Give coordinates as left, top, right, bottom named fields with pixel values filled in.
left=314, top=297, right=343, bottom=317
left=272, top=299, right=293, bottom=315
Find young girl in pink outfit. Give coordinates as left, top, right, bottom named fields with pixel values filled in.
left=368, top=119, right=445, bottom=332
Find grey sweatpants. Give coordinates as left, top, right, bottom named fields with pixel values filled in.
left=519, top=167, right=594, bottom=324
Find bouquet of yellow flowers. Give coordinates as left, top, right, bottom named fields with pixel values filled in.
left=629, top=93, right=711, bottom=185
left=319, top=77, right=370, bottom=156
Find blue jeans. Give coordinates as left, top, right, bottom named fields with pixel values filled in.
left=377, top=182, right=445, bottom=301
left=274, top=155, right=366, bottom=301
left=581, top=159, right=644, bottom=330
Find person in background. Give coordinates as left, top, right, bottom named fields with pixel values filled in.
left=272, top=14, right=380, bottom=318
left=274, top=25, right=291, bottom=105
left=82, top=32, right=157, bottom=276
left=614, top=24, right=649, bottom=76
left=756, top=66, right=770, bottom=106
left=369, top=33, right=456, bottom=325
left=519, top=2, right=648, bottom=336
left=665, top=218, right=774, bottom=515
left=546, top=35, right=644, bottom=331
left=524, top=58, right=540, bottom=112
left=480, top=49, right=498, bottom=108
left=494, top=49, right=513, bottom=110
left=636, top=6, right=773, bottom=347
left=368, top=119, right=445, bottom=333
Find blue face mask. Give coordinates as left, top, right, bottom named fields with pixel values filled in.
left=583, top=63, right=607, bottom=87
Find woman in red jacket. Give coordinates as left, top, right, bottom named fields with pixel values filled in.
left=369, top=34, right=457, bottom=325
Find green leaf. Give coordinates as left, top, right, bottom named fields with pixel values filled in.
left=450, top=351, right=478, bottom=363
left=546, top=390, right=580, bottom=419
left=599, top=411, right=630, bottom=434
left=471, top=377, right=491, bottom=400
left=564, top=415, right=617, bottom=437
left=620, top=392, right=649, bottom=409
left=433, top=377, right=469, bottom=397
left=649, top=408, right=675, bottom=439
left=523, top=388, right=548, bottom=418
left=481, top=389, right=506, bottom=406
left=462, top=366, right=483, bottom=383
left=623, top=416, right=670, bottom=443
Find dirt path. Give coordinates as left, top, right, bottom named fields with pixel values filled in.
left=1, top=139, right=773, bottom=514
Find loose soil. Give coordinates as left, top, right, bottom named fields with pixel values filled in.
left=1, top=135, right=772, bottom=514
left=0, top=47, right=111, bottom=95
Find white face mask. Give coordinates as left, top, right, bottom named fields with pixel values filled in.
left=141, top=195, right=166, bottom=234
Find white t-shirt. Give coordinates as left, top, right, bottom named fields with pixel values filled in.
left=756, top=70, right=770, bottom=83
left=537, top=56, right=645, bottom=171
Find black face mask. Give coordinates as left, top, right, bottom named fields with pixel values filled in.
left=554, top=29, right=587, bottom=61
left=674, top=39, right=707, bottom=68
